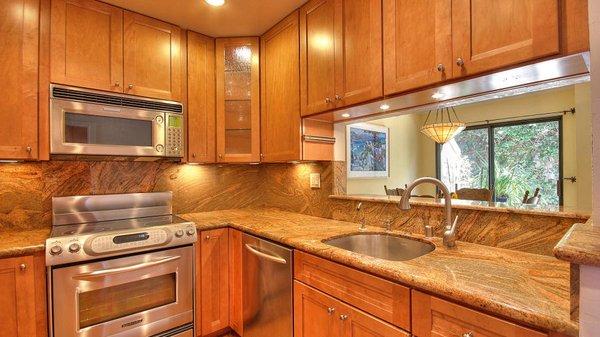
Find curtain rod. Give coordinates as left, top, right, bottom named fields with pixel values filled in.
left=466, top=107, right=575, bottom=126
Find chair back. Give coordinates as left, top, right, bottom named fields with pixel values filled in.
left=455, top=186, right=493, bottom=202
left=522, top=188, right=541, bottom=205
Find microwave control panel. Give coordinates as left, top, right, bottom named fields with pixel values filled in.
left=166, top=113, right=184, bottom=157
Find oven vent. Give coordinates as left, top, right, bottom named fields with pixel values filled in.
left=51, top=86, right=183, bottom=113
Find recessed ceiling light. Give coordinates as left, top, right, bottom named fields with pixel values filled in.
left=205, top=0, right=225, bottom=7
left=431, top=92, right=445, bottom=100
left=379, top=104, right=390, bottom=110
left=341, top=113, right=351, bottom=118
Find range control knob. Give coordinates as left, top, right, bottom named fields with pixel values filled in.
left=175, top=229, right=184, bottom=238
left=186, top=229, right=196, bottom=236
left=69, top=243, right=81, bottom=253
left=49, top=245, right=63, bottom=256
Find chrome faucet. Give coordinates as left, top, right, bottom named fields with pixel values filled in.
left=398, top=177, right=459, bottom=247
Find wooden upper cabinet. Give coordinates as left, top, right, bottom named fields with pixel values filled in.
left=383, top=0, right=452, bottom=95
left=123, top=11, right=181, bottom=101
left=333, top=0, right=382, bottom=108
left=261, top=11, right=302, bottom=162
left=0, top=256, right=37, bottom=337
left=0, top=0, right=39, bottom=160
left=412, top=290, right=548, bottom=337
left=187, top=31, right=216, bottom=164
left=451, top=0, right=560, bottom=78
left=560, top=0, right=589, bottom=55
left=300, top=0, right=336, bottom=116
left=215, top=37, right=260, bottom=163
left=50, top=0, right=123, bottom=92
left=199, top=228, right=230, bottom=336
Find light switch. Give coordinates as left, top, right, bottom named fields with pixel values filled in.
left=309, top=173, right=321, bottom=189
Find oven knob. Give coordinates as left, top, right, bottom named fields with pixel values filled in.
left=156, top=144, right=164, bottom=152
left=156, top=116, right=164, bottom=124
left=175, top=229, right=184, bottom=238
left=69, top=243, right=81, bottom=253
left=49, top=245, right=63, bottom=255
left=186, top=229, right=196, bottom=236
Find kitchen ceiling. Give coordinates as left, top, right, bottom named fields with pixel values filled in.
left=100, top=0, right=308, bottom=37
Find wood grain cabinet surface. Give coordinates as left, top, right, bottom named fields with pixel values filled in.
left=187, top=31, right=216, bottom=164
left=50, top=0, right=123, bottom=92
left=228, top=229, right=243, bottom=336
left=0, top=255, right=38, bottom=337
left=0, top=0, right=39, bottom=160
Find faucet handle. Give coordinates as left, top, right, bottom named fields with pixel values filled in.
left=356, top=202, right=362, bottom=211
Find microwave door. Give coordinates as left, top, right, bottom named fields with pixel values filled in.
left=51, top=100, right=165, bottom=157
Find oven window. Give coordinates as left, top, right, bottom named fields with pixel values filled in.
left=64, top=113, right=153, bottom=146
left=78, top=273, right=176, bottom=329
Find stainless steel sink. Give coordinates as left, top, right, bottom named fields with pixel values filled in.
left=323, top=233, right=435, bottom=261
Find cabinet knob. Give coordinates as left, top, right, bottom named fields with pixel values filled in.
left=456, top=57, right=465, bottom=67
left=335, top=94, right=343, bottom=101
left=327, top=307, right=335, bottom=315
left=26, top=146, right=32, bottom=153
left=436, top=63, right=445, bottom=72
left=19, top=264, right=26, bottom=271
left=218, top=154, right=223, bottom=159
left=462, top=332, right=474, bottom=337
left=325, top=97, right=332, bottom=103
left=339, top=314, right=349, bottom=321
left=205, top=235, right=211, bottom=240
left=192, top=153, right=196, bottom=158
left=114, top=81, right=120, bottom=87
left=128, top=84, right=134, bottom=89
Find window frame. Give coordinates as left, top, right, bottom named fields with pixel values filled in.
left=435, top=116, right=564, bottom=205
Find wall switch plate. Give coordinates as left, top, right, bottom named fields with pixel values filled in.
left=309, top=173, right=321, bottom=189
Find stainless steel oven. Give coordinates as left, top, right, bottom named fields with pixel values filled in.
left=51, top=246, right=193, bottom=337
left=50, top=85, right=184, bottom=157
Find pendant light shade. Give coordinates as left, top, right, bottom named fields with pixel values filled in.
left=420, top=106, right=466, bottom=144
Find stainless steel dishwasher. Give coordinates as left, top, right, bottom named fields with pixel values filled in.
left=242, top=233, right=293, bottom=337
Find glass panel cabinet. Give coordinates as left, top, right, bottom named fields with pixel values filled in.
left=216, top=37, right=260, bottom=163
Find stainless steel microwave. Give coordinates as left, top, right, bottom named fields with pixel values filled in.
left=50, top=85, right=184, bottom=158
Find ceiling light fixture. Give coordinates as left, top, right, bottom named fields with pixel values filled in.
left=379, top=104, right=390, bottom=110
left=341, top=113, right=351, bottom=118
left=205, top=0, right=225, bottom=7
left=420, top=106, right=465, bottom=144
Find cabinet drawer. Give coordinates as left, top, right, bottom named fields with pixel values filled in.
left=412, top=290, right=548, bottom=337
left=294, top=251, right=410, bottom=330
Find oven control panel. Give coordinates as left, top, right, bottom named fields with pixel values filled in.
left=46, top=223, right=197, bottom=266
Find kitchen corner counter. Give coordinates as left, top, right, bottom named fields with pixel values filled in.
left=0, top=228, right=49, bottom=258
left=181, top=208, right=578, bottom=337
left=554, top=221, right=600, bottom=266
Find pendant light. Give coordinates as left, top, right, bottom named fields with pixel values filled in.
left=420, top=106, right=466, bottom=144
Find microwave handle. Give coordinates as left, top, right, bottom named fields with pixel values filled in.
left=72, top=256, right=180, bottom=280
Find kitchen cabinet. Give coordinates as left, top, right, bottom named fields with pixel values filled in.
left=50, top=0, right=123, bottom=92
left=215, top=37, right=260, bottom=163
left=411, top=290, right=548, bottom=337
left=0, top=0, right=39, bottom=160
left=300, top=0, right=382, bottom=116
left=383, top=0, right=452, bottom=94
left=260, top=11, right=302, bottom=162
left=560, top=0, right=589, bottom=55
left=228, top=229, right=243, bottom=336
left=187, top=31, right=216, bottom=164
left=0, top=255, right=37, bottom=337
left=294, top=281, right=409, bottom=337
left=451, top=0, right=559, bottom=78
left=123, top=11, right=181, bottom=101
left=198, top=228, right=230, bottom=336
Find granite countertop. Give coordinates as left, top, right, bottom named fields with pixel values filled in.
left=554, top=220, right=600, bottom=266
left=181, top=208, right=577, bottom=336
left=330, top=194, right=591, bottom=219
left=0, top=208, right=576, bottom=336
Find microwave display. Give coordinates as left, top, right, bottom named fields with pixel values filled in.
left=64, top=113, right=153, bottom=147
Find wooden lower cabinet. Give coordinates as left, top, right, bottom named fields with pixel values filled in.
left=228, top=229, right=243, bottom=336
left=411, top=290, right=548, bottom=337
left=294, top=281, right=409, bottom=337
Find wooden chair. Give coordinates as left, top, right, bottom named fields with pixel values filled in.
left=522, top=188, right=541, bottom=205
left=454, top=184, right=493, bottom=202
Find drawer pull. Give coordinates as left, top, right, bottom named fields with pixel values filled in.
left=339, top=314, right=348, bottom=321
left=463, top=332, right=474, bottom=337
left=327, top=307, right=335, bottom=315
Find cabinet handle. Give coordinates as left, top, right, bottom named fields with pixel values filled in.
left=456, top=57, right=465, bottom=67
left=327, top=307, right=335, bottom=315
left=436, top=63, right=445, bottom=72
left=192, top=153, right=196, bottom=158
left=335, top=94, right=343, bottom=101
left=128, top=84, right=134, bottom=89
left=462, top=332, right=474, bottom=337
left=114, top=81, right=120, bottom=87
left=19, top=264, right=26, bottom=271
left=339, top=314, right=348, bottom=321
left=205, top=235, right=211, bottom=240
left=324, top=97, right=332, bottom=103
left=218, top=154, right=223, bottom=159
left=26, top=146, right=32, bottom=153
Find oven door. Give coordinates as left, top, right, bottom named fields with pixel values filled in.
left=51, top=246, right=193, bottom=337
left=50, top=99, right=166, bottom=157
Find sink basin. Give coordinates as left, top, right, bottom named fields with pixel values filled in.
left=323, top=233, right=435, bottom=261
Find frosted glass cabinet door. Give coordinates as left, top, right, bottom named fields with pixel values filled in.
left=215, top=37, right=260, bottom=163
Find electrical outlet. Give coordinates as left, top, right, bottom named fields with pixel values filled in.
left=309, top=173, right=321, bottom=189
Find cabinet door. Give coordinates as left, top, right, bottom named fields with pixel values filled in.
left=342, top=301, right=410, bottom=337
left=200, top=229, right=230, bottom=335
left=0, top=256, right=36, bottom=337
left=294, top=281, right=342, bottom=337
left=123, top=11, right=181, bottom=101
left=50, top=0, right=123, bottom=92
left=215, top=37, right=260, bottom=163
left=187, top=31, right=216, bottom=164
left=261, top=11, right=302, bottom=162
left=0, top=0, right=39, bottom=160
left=228, top=229, right=243, bottom=336
left=300, top=0, right=336, bottom=116
left=412, top=291, right=548, bottom=337
left=452, top=0, right=559, bottom=77
left=333, top=0, right=382, bottom=107
left=383, top=0, right=452, bottom=95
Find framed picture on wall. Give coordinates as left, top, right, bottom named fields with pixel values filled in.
left=346, top=123, right=389, bottom=179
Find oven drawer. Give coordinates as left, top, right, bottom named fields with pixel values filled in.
left=51, top=246, right=194, bottom=337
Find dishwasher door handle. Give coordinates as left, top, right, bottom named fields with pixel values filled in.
left=245, top=244, right=288, bottom=264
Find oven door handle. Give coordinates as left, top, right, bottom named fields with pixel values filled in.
left=72, top=256, right=181, bottom=280
left=244, top=244, right=287, bottom=264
